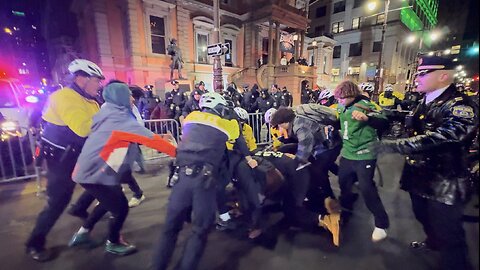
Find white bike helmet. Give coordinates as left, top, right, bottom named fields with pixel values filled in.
left=318, top=89, right=334, bottom=100
left=264, top=108, right=277, bottom=124
left=234, top=107, right=249, bottom=121
left=68, top=59, right=105, bottom=79
left=199, top=92, right=228, bottom=110
left=384, top=84, right=393, bottom=92
left=359, top=82, right=374, bottom=92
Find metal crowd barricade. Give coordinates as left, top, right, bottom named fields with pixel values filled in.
left=0, top=128, right=40, bottom=185
left=247, top=112, right=272, bottom=146
left=142, top=119, right=180, bottom=160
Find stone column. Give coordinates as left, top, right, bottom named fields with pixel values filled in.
left=299, top=31, right=305, bottom=58
left=274, top=21, right=280, bottom=65
left=268, top=20, right=274, bottom=65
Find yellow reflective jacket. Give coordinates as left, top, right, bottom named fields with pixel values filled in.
left=42, top=86, right=100, bottom=147
left=227, top=123, right=257, bottom=152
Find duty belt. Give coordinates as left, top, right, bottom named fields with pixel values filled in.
left=176, top=163, right=215, bottom=189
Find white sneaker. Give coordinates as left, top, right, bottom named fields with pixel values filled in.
left=372, top=227, right=387, bottom=242
left=128, top=195, right=146, bottom=208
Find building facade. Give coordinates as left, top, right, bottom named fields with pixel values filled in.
left=308, top=0, right=439, bottom=92
left=68, top=0, right=336, bottom=104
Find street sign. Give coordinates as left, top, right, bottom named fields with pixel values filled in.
left=207, top=43, right=229, bottom=56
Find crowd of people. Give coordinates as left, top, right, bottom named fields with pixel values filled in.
left=24, top=55, right=478, bottom=270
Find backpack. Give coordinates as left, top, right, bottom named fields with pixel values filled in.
left=294, top=104, right=338, bottom=126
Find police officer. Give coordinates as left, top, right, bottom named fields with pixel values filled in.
left=165, top=80, right=186, bottom=121
left=375, top=55, right=478, bottom=270
left=301, top=84, right=313, bottom=104
left=25, top=59, right=104, bottom=261
left=255, top=88, right=276, bottom=113
left=181, top=89, right=201, bottom=119
left=197, top=80, right=208, bottom=94
left=243, top=84, right=260, bottom=113
left=378, top=84, right=401, bottom=108
left=225, top=83, right=243, bottom=107
left=270, top=84, right=283, bottom=108
left=152, top=92, right=256, bottom=270
left=401, top=89, right=422, bottom=111
left=281, top=86, right=293, bottom=107
left=139, top=85, right=159, bottom=120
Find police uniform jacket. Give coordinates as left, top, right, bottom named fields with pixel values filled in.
left=301, top=88, right=312, bottom=104
left=182, top=98, right=201, bottom=117
left=271, top=92, right=282, bottom=109
left=42, top=83, right=99, bottom=149
left=282, top=90, right=293, bottom=107
left=255, top=95, right=276, bottom=113
left=380, top=84, right=478, bottom=205
left=176, top=111, right=249, bottom=168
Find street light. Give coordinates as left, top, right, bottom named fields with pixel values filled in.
left=3, top=27, right=12, bottom=35
left=367, top=2, right=377, bottom=11
left=429, top=31, right=440, bottom=41
left=407, top=34, right=416, bottom=43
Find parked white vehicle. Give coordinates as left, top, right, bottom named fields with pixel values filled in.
left=0, top=78, right=31, bottom=134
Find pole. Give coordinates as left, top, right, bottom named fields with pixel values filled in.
left=212, top=0, right=223, bottom=92
left=373, top=0, right=390, bottom=102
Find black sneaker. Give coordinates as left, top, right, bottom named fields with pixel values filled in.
left=26, top=247, right=52, bottom=262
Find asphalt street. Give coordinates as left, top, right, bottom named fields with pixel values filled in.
left=0, top=153, right=478, bottom=270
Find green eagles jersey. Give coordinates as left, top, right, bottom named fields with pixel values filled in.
left=337, top=98, right=386, bottom=160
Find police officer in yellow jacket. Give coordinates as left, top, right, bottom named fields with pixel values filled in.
left=26, top=59, right=104, bottom=261
left=153, top=92, right=256, bottom=270
left=378, top=84, right=403, bottom=108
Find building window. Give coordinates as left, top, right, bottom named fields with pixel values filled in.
left=332, top=21, right=344, bottom=34
left=376, top=13, right=385, bottom=24
left=352, top=17, right=361, bottom=29
left=314, top=25, right=325, bottom=36
left=349, top=42, right=362, bottom=56
left=353, top=0, right=365, bottom=8
left=150, top=15, right=166, bottom=54
left=333, top=1, right=346, bottom=14
left=224, top=39, right=233, bottom=66
left=315, top=6, right=327, bottom=18
left=196, top=33, right=209, bottom=63
left=372, top=41, right=382, bottom=52
left=333, top=45, right=341, bottom=58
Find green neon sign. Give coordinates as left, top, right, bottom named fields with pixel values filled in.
left=401, top=8, right=423, bottom=31
left=12, top=10, right=26, bottom=17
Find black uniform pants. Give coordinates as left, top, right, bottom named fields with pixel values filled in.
left=70, top=170, right=143, bottom=214
left=152, top=167, right=217, bottom=270
left=307, top=145, right=341, bottom=210
left=233, top=159, right=263, bottom=229
left=261, top=154, right=319, bottom=228
left=338, top=158, right=389, bottom=229
left=410, top=193, right=471, bottom=270
left=26, top=154, right=77, bottom=250
left=80, top=184, right=129, bottom=243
